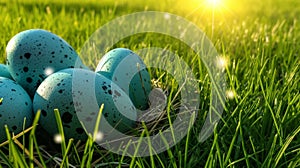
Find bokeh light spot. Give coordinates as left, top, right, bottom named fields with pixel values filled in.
left=226, top=90, right=235, bottom=99
left=54, top=134, right=62, bottom=144
left=44, top=67, right=54, bottom=76
left=94, top=131, right=104, bottom=142
left=216, top=56, right=229, bottom=69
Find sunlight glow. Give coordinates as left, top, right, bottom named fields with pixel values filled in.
left=206, top=0, right=222, bottom=8
left=207, top=0, right=221, bottom=6
left=216, top=56, right=229, bottom=69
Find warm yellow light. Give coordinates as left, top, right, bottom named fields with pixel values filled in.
left=216, top=56, right=229, bottom=69
left=204, top=0, right=224, bottom=9
left=226, top=90, right=236, bottom=99
left=205, top=0, right=222, bottom=8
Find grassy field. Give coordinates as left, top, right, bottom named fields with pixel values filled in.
left=0, top=0, right=300, bottom=167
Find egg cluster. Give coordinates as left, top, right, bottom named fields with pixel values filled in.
left=0, top=29, right=151, bottom=142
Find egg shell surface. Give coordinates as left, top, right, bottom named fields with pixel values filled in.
left=0, top=64, right=13, bottom=79
left=33, top=68, right=136, bottom=141
left=0, top=77, right=33, bottom=142
left=96, top=48, right=151, bottom=110
left=6, top=29, right=86, bottom=97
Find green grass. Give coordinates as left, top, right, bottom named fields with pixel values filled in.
left=0, top=0, right=300, bottom=167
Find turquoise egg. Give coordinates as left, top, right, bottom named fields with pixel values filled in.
left=6, top=29, right=86, bottom=97
left=0, top=64, right=12, bottom=79
left=33, top=68, right=136, bottom=141
left=0, top=77, right=33, bottom=142
left=96, top=48, right=151, bottom=110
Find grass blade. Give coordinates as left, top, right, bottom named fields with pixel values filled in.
left=224, top=120, right=240, bottom=166
left=274, top=124, right=300, bottom=166
left=5, top=125, right=28, bottom=168
left=0, top=150, right=14, bottom=168
left=54, top=109, right=69, bottom=167
left=29, top=110, right=42, bottom=168
left=60, top=138, right=74, bottom=168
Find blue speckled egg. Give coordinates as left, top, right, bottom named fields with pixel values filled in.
left=33, top=68, right=136, bottom=141
left=96, top=48, right=151, bottom=110
left=0, top=64, right=12, bottom=79
left=6, top=29, right=86, bottom=97
left=0, top=77, right=33, bottom=142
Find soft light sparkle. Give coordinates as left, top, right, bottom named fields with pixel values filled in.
left=94, top=131, right=104, bottom=142
left=216, top=56, right=229, bottom=69
left=54, top=134, right=62, bottom=144
left=44, top=67, right=54, bottom=76
left=226, top=90, right=235, bottom=99
left=164, top=13, right=171, bottom=20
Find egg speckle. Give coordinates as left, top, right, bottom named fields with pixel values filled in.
left=0, top=77, right=33, bottom=142
left=6, top=29, right=86, bottom=97
left=96, top=48, right=152, bottom=110
left=33, top=68, right=136, bottom=141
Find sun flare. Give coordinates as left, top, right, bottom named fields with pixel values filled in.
left=206, top=0, right=222, bottom=7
